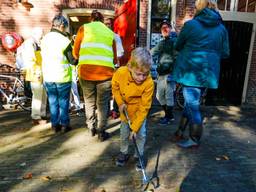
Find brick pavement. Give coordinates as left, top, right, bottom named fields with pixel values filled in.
left=0, top=106, right=255, bottom=192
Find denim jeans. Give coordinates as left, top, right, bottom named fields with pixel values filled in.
left=120, top=120, right=147, bottom=157
left=79, top=79, right=111, bottom=131
left=182, top=86, right=203, bottom=125
left=44, top=82, right=71, bottom=127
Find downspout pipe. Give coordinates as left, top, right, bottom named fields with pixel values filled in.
left=136, top=0, right=140, bottom=47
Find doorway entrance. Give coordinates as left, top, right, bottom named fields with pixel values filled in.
left=205, top=11, right=256, bottom=106
left=62, top=8, right=115, bottom=35
left=206, top=21, right=253, bottom=105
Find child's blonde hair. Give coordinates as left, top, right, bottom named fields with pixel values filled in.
left=195, top=0, right=218, bottom=11
left=128, top=47, right=152, bottom=70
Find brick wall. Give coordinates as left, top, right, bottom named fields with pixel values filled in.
left=0, top=0, right=58, bottom=67
left=0, top=0, right=120, bottom=102
left=0, top=0, right=123, bottom=67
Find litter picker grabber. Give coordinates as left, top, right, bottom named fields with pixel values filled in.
left=123, top=109, right=160, bottom=191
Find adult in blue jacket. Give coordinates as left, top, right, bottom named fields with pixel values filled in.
left=172, top=0, right=230, bottom=148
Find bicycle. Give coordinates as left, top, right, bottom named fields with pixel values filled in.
left=175, top=84, right=208, bottom=109
left=0, top=67, right=31, bottom=111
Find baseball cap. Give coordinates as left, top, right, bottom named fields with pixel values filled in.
left=160, top=20, right=171, bottom=29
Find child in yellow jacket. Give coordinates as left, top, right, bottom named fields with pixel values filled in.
left=112, top=47, right=154, bottom=170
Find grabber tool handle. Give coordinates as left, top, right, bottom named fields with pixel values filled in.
left=123, top=108, right=131, bottom=127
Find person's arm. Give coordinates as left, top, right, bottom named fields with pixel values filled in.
left=130, top=79, right=154, bottom=133
left=175, top=21, right=192, bottom=51
left=22, top=40, right=36, bottom=69
left=72, top=26, right=84, bottom=59
left=114, top=34, right=124, bottom=67
left=221, top=26, right=230, bottom=59
left=150, top=41, right=161, bottom=57
left=112, top=69, right=124, bottom=107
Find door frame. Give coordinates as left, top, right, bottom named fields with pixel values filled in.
left=220, top=11, right=256, bottom=104
left=62, top=8, right=114, bottom=18
left=62, top=8, right=115, bottom=31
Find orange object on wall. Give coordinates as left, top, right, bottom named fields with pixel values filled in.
left=114, top=0, right=137, bottom=66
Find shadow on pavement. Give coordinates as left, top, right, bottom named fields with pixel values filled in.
left=0, top=105, right=255, bottom=191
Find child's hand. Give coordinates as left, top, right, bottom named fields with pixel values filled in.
left=129, top=131, right=137, bottom=140
left=119, top=104, right=127, bottom=115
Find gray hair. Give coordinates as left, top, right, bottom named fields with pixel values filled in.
left=52, top=15, right=68, bottom=28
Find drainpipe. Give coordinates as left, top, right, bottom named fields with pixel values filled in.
left=171, top=0, right=177, bottom=26
left=136, top=0, right=140, bottom=47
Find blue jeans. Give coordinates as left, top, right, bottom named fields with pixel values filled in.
left=182, top=86, right=203, bottom=125
left=44, top=82, right=71, bottom=127
left=120, top=120, right=147, bottom=157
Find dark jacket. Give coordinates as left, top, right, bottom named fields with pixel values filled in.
left=173, top=8, right=230, bottom=89
left=151, top=36, right=177, bottom=75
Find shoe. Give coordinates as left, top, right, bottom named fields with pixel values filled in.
left=116, top=153, right=129, bottom=167
left=177, top=138, right=199, bottom=148
left=75, top=109, right=84, bottom=117
left=52, top=124, right=62, bottom=133
left=159, top=117, right=171, bottom=125
left=168, top=114, right=175, bottom=121
left=171, top=130, right=185, bottom=142
left=90, top=128, right=97, bottom=137
left=63, top=125, right=72, bottom=133
left=135, top=157, right=147, bottom=171
left=98, top=131, right=109, bottom=142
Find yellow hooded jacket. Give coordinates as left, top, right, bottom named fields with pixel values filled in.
left=112, top=66, right=154, bottom=132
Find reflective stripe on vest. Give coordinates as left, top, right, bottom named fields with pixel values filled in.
left=78, top=22, right=114, bottom=68
left=81, top=42, right=112, bottom=52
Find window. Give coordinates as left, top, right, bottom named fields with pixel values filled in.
left=218, top=0, right=256, bottom=12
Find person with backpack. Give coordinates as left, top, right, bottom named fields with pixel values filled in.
left=151, top=20, right=177, bottom=125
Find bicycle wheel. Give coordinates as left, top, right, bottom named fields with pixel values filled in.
left=176, top=86, right=207, bottom=109
left=17, top=96, right=31, bottom=111
left=176, top=85, right=184, bottom=109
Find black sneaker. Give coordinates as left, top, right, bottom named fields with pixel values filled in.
left=135, top=157, right=147, bottom=171
left=116, top=153, right=129, bottom=167
left=98, top=131, right=109, bottom=142
left=63, top=125, right=72, bottom=133
left=90, top=128, right=97, bottom=137
left=52, top=124, right=61, bottom=133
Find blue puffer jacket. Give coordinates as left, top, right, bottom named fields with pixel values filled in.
left=173, top=8, right=230, bottom=89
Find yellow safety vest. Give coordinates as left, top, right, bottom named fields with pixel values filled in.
left=78, top=22, right=114, bottom=68
left=25, top=50, right=43, bottom=83
left=41, top=31, right=72, bottom=83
